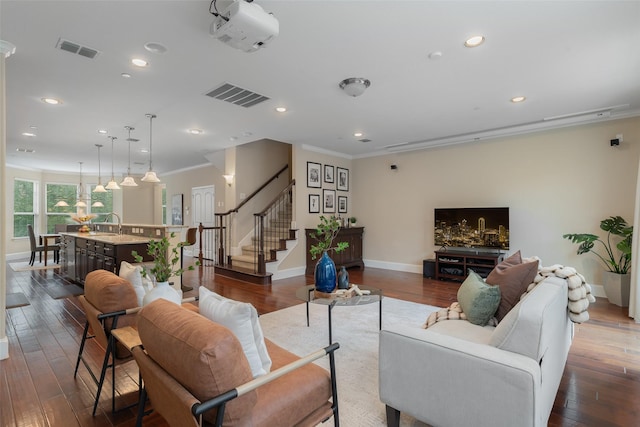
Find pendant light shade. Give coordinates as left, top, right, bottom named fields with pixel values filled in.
left=120, top=126, right=138, bottom=186
left=92, top=201, right=104, bottom=207
left=105, top=136, right=121, bottom=190
left=93, top=144, right=107, bottom=193
left=54, top=200, right=69, bottom=207
left=75, top=162, right=89, bottom=207
left=141, top=113, right=161, bottom=183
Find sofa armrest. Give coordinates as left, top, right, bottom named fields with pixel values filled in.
left=379, top=326, right=543, bottom=427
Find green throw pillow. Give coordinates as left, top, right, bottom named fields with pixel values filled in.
left=457, top=270, right=501, bottom=326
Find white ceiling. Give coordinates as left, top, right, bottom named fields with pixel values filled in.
left=2, top=1, right=639, bottom=176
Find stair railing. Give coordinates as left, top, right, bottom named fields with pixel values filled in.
left=213, top=164, right=289, bottom=269
left=253, top=179, right=296, bottom=274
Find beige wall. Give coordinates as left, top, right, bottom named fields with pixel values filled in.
left=161, top=164, right=221, bottom=226
left=352, top=117, right=640, bottom=286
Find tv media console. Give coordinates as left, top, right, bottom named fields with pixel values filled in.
left=435, top=250, right=504, bottom=281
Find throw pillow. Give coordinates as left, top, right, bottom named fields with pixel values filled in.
left=119, top=261, right=153, bottom=306
left=486, top=252, right=539, bottom=322
left=457, top=270, right=501, bottom=326
left=198, top=287, right=271, bottom=377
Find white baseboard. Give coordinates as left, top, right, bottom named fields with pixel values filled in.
left=362, top=259, right=423, bottom=274
left=590, top=284, right=606, bottom=298
left=0, top=337, right=8, bottom=360
left=6, top=251, right=30, bottom=261
left=271, top=266, right=306, bottom=281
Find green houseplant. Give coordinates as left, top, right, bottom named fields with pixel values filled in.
left=563, top=216, right=632, bottom=274
left=309, top=215, right=349, bottom=260
left=563, top=216, right=633, bottom=307
left=132, top=232, right=195, bottom=283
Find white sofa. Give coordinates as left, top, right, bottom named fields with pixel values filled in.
left=379, top=275, right=573, bottom=427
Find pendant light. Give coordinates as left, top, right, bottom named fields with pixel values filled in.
left=120, top=126, right=138, bottom=186
left=75, top=162, right=88, bottom=208
left=141, top=113, right=160, bottom=182
left=93, top=144, right=107, bottom=193
left=105, top=136, right=121, bottom=190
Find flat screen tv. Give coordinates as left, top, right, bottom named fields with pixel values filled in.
left=434, top=207, right=509, bottom=251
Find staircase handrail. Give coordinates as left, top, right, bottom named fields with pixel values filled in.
left=216, top=164, right=289, bottom=216
left=255, top=179, right=296, bottom=217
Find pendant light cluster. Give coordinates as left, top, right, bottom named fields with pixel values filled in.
left=141, top=113, right=160, bottom=182
left=120, top=126, right=138, bottom=186
left=105, top=136, right=121, bottom=190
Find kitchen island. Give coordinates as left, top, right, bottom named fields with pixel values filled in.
left=59, top=224, right=188, bottom=288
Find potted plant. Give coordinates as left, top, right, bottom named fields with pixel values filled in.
left=349, top=217, right=357, bottom=227
left=309, top=215, right=349, bottom=293
left=132, top=232, right=196, bottom=305
left=563, top=215, right=633, bottom=306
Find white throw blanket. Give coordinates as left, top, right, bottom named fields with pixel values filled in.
left=525, top=263, right=595, bottom=323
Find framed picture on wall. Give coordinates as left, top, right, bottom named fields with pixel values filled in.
left=324, top=164, right=335, bottom=184
left=337, top=167, right=349, bottom=191
left=171, top=194, right=183, bottom=225
left=309, top=194, right=320, bottom=213
left=338, top=196, right=347, bottom=213
left=307, top=162, right=322, bottom=188
left=323, top=189, right=336, bottom=213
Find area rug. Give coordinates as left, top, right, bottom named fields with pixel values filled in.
left=259, top=297, right=439, bottom=427
left=9, top=262, right=60, bottom=272
left=43, top=284, right=84, bottom=299
left=6, top=292, right=30, bottom=309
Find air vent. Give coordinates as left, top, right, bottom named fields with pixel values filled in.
left=205, top=83, right=270, bottom=108
left=16, top=147, right=35, bottom=153
left=359, top=138, right=372, bottom=143
left=56, top=38, right=100, bottom=59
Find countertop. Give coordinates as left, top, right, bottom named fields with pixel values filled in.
left=59, top=232, right=151, bottom=245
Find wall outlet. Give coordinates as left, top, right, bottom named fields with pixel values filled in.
left=156, top=229, right=162, bottom=236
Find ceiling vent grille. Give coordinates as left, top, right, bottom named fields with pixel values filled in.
left=205, top=83, right=270, bottom=108
left=56, top=38, right=100, bottom=59
left=359, top=138, right=372, bottom=143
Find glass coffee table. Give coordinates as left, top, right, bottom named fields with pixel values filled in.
left=295, top=284, right=383, bottom=344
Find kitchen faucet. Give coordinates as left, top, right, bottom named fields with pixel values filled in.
left=104, top=212, right=122, bottom=235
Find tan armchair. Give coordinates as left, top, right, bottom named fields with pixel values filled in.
left=133, top=299, right=340, bottom=426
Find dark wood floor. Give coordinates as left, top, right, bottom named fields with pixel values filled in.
left=2, top=260, right=640, bottom=426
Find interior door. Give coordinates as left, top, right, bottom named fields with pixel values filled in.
left=191, top=185, right=215, bottom=258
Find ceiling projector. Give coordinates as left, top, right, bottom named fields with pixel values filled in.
left=210, top=0, right=279, bottom=53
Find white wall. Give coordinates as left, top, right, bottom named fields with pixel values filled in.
left=352, top=117, right=640, bottom=286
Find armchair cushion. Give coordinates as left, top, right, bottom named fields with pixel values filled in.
left=198, top=286, right=272, bottom=377
left=137, top=299, right=257, bottom=426
left=119, top=261, right=153, bottom=306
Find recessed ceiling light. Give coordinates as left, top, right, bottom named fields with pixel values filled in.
left=144, top=42, right=167, bottom=54
left=354, top=132, right=364, bottom=138
left=242, top=131, right=253, bottom=137
left=21, top=132, right=36, bottom=137
left=29, top=125, right=37, bottom=129
left=464, top=35, right=485, bottom=48
left=42, top=97, right=62, bottom=105
left=511, top=96, right=526, bottom=103
left=140, top=148, right=149, bottom=154
left=98, top=129, right=108, bottom=134
left=229, top=136, right=238, bottom=141
left=131, top=58, right=148, bottom=67
left=275, top=106, right=287, bottom=113
left=121, top=72, right=132, bottom=78
left=428, top=51, right=443, bottom=60
left=188, top=129, right=203, bottom=135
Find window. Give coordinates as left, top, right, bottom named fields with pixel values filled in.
left=46, top=183, right=76, bottom=233
left=162, top=186, right=167, bottom=225
left=14, top=179, right=36, bottom=238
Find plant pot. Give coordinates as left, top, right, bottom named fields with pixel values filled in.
left=337, top=266, right=350, bottom=289
left=142, top=281, right=182, bottom=306
left=602, top=271, right=631, bottom=307
left=315, top=251, right=337, bottom=293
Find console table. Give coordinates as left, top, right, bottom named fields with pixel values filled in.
left=435, top=250, right=504, bottom=281
left=305, top=227, right=364, bottom=275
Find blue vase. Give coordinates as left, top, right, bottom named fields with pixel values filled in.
left=337, top=266, right=349, bottom=289
left=315, top=251, right=337, bottom=293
